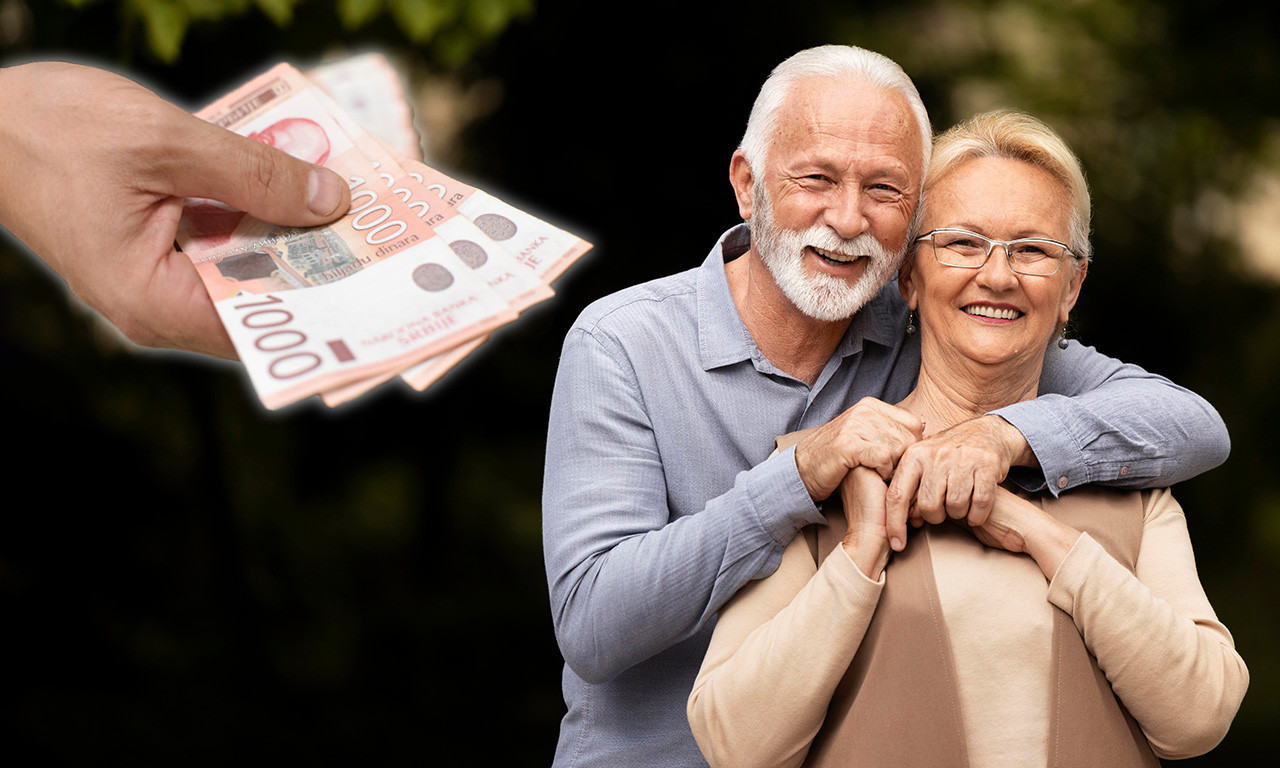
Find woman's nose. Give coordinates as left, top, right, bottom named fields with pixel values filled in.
left=976, top=243, right=1019, bottom=288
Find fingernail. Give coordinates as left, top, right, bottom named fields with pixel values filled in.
left=891, top=537, right=903, bottom=551
left=307, top=168, right=345, bottom=217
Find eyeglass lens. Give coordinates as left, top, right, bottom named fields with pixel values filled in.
left=931, top=230, right=1067, bottom=276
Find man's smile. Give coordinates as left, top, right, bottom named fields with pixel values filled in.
left=809, top=245, right=863, bottom=266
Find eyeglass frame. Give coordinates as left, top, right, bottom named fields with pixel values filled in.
left=914, top=227, right=1079, bottom=276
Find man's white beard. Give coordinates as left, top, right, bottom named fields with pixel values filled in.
left=751, top=186, right=903, bottom=322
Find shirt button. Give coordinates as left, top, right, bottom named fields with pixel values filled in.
left=1119, top=466, right=1129, bottom=476
left=1057, top=475, right=1069, bottom=489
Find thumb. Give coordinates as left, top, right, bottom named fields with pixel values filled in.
left=166, top=116, right=351, bottom=226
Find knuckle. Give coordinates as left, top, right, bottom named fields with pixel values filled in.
left=247, top=146, right=284, bottom=193
left=861, top=444, right=884, bottom=465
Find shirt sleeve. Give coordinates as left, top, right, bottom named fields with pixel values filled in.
left=995, top=340, right=1230, bottom=496
left=542, top=325, right=823, bottom=684
left=688, top=529, right=883, bottom=768
left=1046, top=489, right=1248, bottom=758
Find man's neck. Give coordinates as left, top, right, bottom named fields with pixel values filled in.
left=725, top=248, right=853, bottom=386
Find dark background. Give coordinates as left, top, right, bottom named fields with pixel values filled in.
left=1, top=0, right=1277, bottom=763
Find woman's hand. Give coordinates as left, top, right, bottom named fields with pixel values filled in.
left=884, top=415, right=1034, bottom=551
left=839, top=467, right=893, bottom=580
left=967, top=487, right=1082, bottom=580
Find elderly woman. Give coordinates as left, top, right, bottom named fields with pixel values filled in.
left=686, top=110, right=1247, bottom=767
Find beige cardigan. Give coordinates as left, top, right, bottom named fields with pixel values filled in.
left=687, top=487, right=1247, bottom=768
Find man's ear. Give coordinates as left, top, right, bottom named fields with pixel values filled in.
left=729, top=150, right=755, bottom=221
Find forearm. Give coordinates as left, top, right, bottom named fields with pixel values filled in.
left=543, top=327, right=821, bottom=682
left=1000, top=342, right=1228, bottom=495
left=689, top=537, right=882, bottom=768
left=0, top=63, right=45, bottom=245
left=545, top=449, right=817, bottom=683
left=1046, top=498, right=1247, bottom=757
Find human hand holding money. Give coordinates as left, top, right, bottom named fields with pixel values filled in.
left=0, top=60, right=351, bottom=360
left=176, top=56, right=592, bottom=409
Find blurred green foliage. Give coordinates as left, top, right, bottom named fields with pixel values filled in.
left=53, top=0, right=532, bottom=64
left=2, top=0, right=1277, bottom=763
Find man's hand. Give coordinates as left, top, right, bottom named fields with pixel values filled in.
left=0, top=61, right=351, bottom=359
left=884, top=415, right=1034, bottom=551
left=793, top=397, right=924, bottom=503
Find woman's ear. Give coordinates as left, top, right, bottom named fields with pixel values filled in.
left=898, top=253, right=919, bottom=310
left=1058, top=258, right=1088, bottom=323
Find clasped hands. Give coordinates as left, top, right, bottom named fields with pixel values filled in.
left=793, top=398, right=1073, bottom=580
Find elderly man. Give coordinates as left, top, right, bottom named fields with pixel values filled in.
left=542, top=45, right=1227, bottom=767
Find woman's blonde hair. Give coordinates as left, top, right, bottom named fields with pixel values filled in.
left=923, top=109, right=1092, bottom=261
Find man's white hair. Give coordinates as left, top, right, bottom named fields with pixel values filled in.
left=739, top=45, right=932, bottom=183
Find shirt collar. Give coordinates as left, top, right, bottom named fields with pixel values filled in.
left=696, top=223, right=906, bottom=372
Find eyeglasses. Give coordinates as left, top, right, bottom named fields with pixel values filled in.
left=915, top=228, right=1077, bottom=276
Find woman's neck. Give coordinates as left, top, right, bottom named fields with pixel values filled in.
left=899, top=339, right=1043, bottom=437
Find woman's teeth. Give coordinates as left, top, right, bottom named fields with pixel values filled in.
left=964, top=304, right=1022, bottom=320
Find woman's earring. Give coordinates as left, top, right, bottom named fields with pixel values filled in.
left=1057, top=331, right=1069, bottom=349
left=906, top=309, right=917, bottom=335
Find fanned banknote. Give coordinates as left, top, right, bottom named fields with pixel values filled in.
left=176, top=58, right=590, bottom=409
left=304, top=89, right=554, bottom=406
left=385, top=146, right=591, bottom=389
left=309, top=52, right=422, bottom=161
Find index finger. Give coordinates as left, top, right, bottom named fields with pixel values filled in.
left=885, top=455, right=922, bottom=551
left=967, top=464, right=1000, bottom=527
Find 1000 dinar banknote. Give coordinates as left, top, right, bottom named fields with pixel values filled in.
left=178, top=64, right=519, bottom=409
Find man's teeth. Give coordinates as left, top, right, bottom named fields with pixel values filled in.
left=964, top=305, right=1022, bottom=320
left=813, top=247, right=855, bottom=264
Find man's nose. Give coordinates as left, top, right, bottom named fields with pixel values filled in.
left=823, top=187, right=870, bottom=241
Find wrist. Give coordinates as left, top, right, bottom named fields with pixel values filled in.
left=988, top=415, right=1038, bottom=469
left=793, top=440, right=834, bottom=502
left=841, top=532, right=889, bottom=581
left=1023, top=513, right=1081, bottom=580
